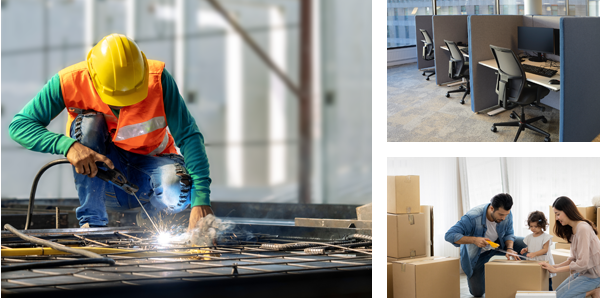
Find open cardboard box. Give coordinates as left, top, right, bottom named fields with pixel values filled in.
left=485, top=260, right=550, bottom=298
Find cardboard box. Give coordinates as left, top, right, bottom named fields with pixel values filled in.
left=485, top=260, right=549, bottom=298
left=420, top=205, right=433, bottom=257
left=388, top=262, right=393, bottom=298
left=549, top=206, right=597, bottom=243
left=515, top=292, right=556, bottom=298
left=392, top=257, right=460, bottom=298
left=388, top=213, right=426, bottom=258
left=555, top=242, right=570, bottom=250
left=388, top=176, right=420, bottom=214
left=552, top=249, right=571, bottom=288
left=356, top=203, right=372, bottom=220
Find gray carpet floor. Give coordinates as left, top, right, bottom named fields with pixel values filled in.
left=388, top=63, right=560, bottom=142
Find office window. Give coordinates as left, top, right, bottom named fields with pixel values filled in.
left=436, top=0, right=494, bottom=15
left=387, top=1, right=432, bottom=48
left=518, top=5, right=524, bottom=14
left=591, top=0, right=599, bottom=16
left=552, top=5, right=558, bottom=15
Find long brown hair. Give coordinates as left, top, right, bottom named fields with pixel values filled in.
left=552, top=196, right=598, bottom=243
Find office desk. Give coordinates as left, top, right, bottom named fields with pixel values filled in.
left=478, top=59, right=560, bottom=92
left=440, top=46, right=469, bottom=58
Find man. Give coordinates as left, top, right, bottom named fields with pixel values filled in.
left=9, top=34, right=212, bottom=231
left=445, top=193, right=526, bottom=297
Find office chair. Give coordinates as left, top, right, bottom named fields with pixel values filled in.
left=419, top=29, right=435, bottom=81
left=444, top=40, right=470, bottom=104
left=489, top=45, right=551, bottom=142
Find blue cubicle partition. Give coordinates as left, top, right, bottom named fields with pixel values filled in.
left=560, top=17, right=600, bottom=142
left=415, top=16, right=435, bottom=71
left=432, top=15, right=468, bottom=85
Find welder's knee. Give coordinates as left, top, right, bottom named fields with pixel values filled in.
left=70, top=112, right=109, bottom=153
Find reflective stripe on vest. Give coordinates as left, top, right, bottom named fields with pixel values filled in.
left=148, top=132, right=170, bottom=156
left=115, top=116, right=167, bottom=141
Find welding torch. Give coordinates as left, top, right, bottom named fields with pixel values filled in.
left=485, top=240, right=533, bottom=261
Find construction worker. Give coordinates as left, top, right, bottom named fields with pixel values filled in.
left=9, top=34, right=213, bottom=232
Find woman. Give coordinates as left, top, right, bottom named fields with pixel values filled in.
left=540, top=196, right=600, bottom=298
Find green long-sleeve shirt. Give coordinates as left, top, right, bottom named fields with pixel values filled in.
left=9, top=68, right=211, bottom=207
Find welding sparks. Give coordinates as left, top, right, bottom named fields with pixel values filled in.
left=157, top=232, right=173, bottom=246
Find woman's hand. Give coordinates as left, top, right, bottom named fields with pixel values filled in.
left=539, top=262, right=557, bottom=273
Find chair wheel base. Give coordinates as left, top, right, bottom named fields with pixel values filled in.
left=491, top=126, right=497, bottom=132
left=544, top=137, right=551, bottom=142
left=460, top=100, right=465, bottom=104
left=541, top=117, right=548, bottom=124
left=426, top=77, right=429, bottom=81
left=509, top=113, right=516, bottom=119
left=446, top=93, right=450, bottom=98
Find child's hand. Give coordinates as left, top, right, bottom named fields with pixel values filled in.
left=526, top=253, right=535, bottom=258
left=520, top=248, right=528, bottom=254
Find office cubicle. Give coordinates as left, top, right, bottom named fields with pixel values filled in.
left=415, top=16, right=435, bottom=71
left=432, top=15, right=468, bottom=86
left=411, top=15, right=600, bottom=141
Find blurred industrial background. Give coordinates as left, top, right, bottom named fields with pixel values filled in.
left=1, top=0, right=372, bottom=205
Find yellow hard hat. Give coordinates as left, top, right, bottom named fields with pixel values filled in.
left=87, top=33, right=149, bottom=107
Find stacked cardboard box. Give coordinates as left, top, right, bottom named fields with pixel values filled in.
left=387, top=176, right=420, bottom=214
left=549, top=206, right=597, bottom=244
left=485, top=260, right=550, bottom=298
left=388, top=262, right=393, bottom=298
left=551, top=249, right=571, bottom=288
left=392, top=257, right=460, bottom=298
left=387, top=176, right=427, bottom=259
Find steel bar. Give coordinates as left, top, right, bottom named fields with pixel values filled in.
left=299, top=0, right=312, bottom=204
left=204, top=0, right=301, bottom=99
left=4, top=224, right=108, bottom=260
left=56, top=207, right=60, bottom=229
left=73, top=234, right=109, bottom=247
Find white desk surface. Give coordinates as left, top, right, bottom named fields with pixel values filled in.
left=440, top=45, right=469, bottom=58
left=478, top=59, right=560, bottom=92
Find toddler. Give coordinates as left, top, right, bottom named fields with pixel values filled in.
left=521, top=211, right=556, bottom=290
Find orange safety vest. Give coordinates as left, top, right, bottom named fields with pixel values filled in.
left=58, top=60, right=178, bottom=156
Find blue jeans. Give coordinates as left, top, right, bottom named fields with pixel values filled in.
left=467, top=237, right=527, bottom=297
left=70, top=112, right=191, bottom=227
left=556, top=272, right=600, bottom=298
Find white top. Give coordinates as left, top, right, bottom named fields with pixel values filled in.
left=524, top=232, right=556, bottom=278
left=482, top=218, right=499, bottom=252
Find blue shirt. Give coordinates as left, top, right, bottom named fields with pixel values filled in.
left=444, top=203, right=516, bottom=278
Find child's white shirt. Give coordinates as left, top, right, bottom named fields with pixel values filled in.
left=524, top=232, right=556, bottom=278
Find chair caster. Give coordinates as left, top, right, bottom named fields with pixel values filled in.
left=426, top=77, right=429, bottom=81
left=422, top=73, right=426, bottom=76
left=446, top=93, right=450, bottom=98
left=509, top=113, right=516, bottom=119
left=460, top=100, right=465, bottom=105
left=541, top=117, right=548, bottom=124
left=544, top=137, right=551, bottom=142
left=491, top=126, right=497, bottom=132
